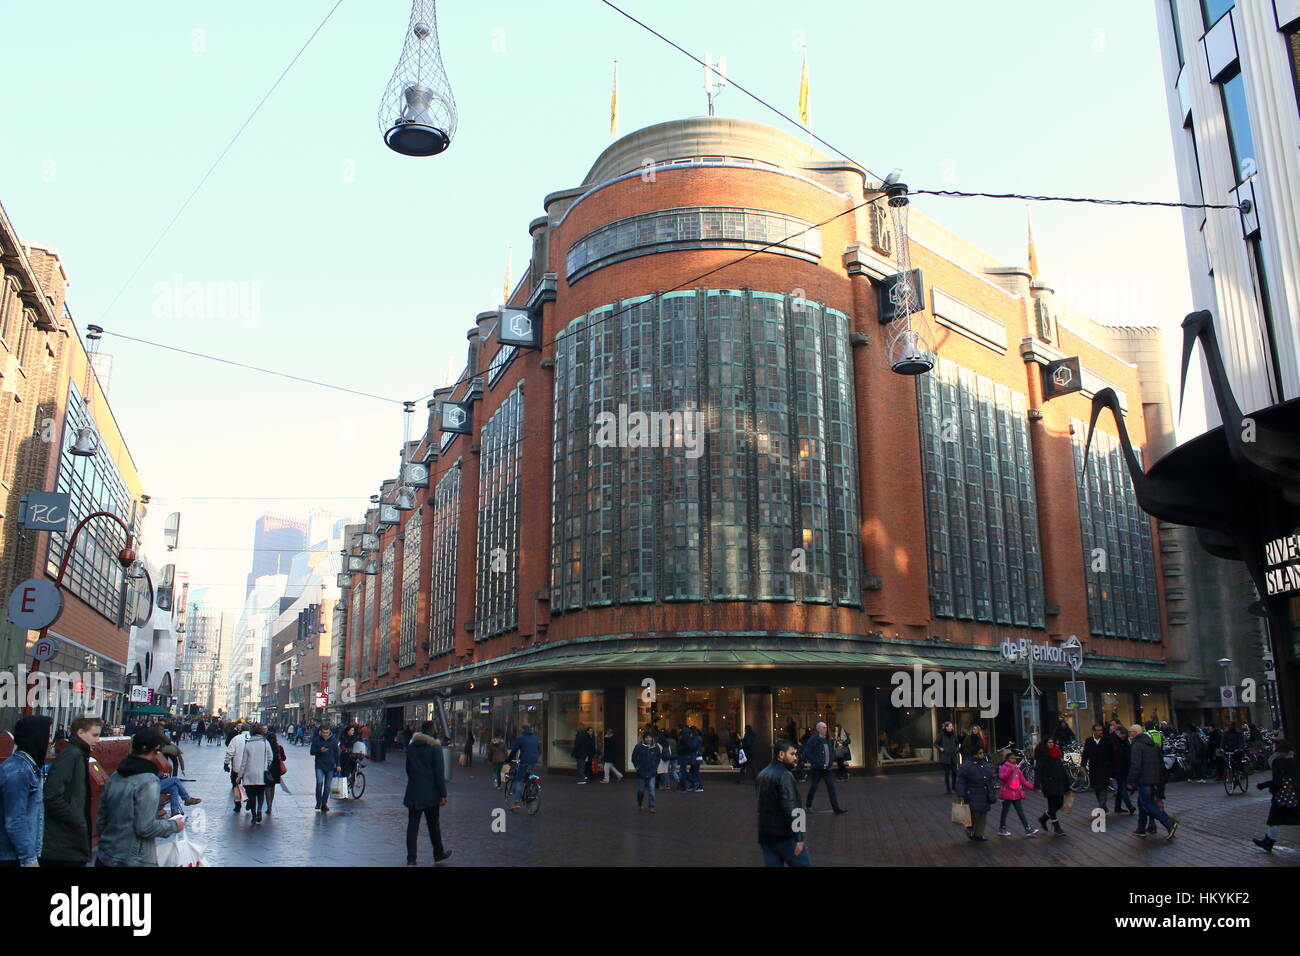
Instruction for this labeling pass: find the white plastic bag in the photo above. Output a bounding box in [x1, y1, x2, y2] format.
[330, 774, 349, 799]
[157, 826, 206, 867]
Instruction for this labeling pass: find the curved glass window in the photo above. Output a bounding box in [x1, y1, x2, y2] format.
[566, 207, 822, 282]
[476, 386, 523, 639]
[917, 359, 1045, 628]
[428, 464, 460, 657]
[549, 289, 861, 611]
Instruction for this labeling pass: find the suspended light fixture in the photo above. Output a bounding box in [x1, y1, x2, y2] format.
[364, 559, 379, 576]
[395, 485, 416, 511]
[71, 426, 99, 457]
[125, 560, 147, 580]
[881, 174, 934, 377]
[380, 1, 457, 156]
[393, 399, 417, 511]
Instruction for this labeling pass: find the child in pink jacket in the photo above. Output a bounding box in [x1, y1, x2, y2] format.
[997, 751, 1040, 836]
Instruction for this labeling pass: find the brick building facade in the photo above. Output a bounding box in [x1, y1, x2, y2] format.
[339, 118, 1194, 772]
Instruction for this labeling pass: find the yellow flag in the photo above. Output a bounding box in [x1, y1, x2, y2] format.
[1027, 212, 1039, 280]
[503, 246, 513, 304]
[798, 51, 809, 126]
[610, 60, 619, 135]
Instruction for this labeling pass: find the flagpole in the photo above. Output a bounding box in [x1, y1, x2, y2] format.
[610, 59, 619, 135]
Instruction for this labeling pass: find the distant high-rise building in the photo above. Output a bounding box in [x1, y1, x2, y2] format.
[245, 514, 307, 595]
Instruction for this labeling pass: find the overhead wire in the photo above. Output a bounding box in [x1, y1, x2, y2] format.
[98, 0, 349, 323]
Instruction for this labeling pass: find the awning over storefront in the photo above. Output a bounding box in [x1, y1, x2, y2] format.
[353, 632, 1199, 706]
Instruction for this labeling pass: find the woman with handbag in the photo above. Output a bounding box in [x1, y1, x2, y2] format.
[995, 749, 1039, 836]
[237, 724, 274, 824]
[955, 743, 997, 841]
[263, 730, 287, 815]
[1033, 738, 1068, 836]
[1253, 738, 1298, 853]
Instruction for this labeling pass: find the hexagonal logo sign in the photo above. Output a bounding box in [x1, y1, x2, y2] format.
[1042, 356, 1083, 400]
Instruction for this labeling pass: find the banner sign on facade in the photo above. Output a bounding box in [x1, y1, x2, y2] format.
[1042, 356, 1083, 400]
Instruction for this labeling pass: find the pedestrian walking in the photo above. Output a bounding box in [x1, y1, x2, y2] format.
[935, 721, 960, 793]
[573, 726, 594, 784]
[960, 723, 988, 761]
[310, 724, 342, 813]
[487, 736, 509, 789]
[995, 749, 1039, 836]
[1104, 724, 1136, 814]
[757, 740, 810, 866]
[225, 723, 251, 812]
[734, 724, 757, 784]
[264, 730, 286, 815]
[632, 731, 661, 812]
[0, 716, 52, 867]
[404, 723, 451, 865]
[675, 725, 694, 791]
[236, 724, 273, 823]
[41, 716, 102, 867]
[1253, 738, 1298, 853]
[800, 721, 847, 814]
[1080, 723, 1112, 809]
[94, 728, 185, 867]
[601, 728, 624, 783]
[1129, 724, 1179, 839]
[1033, 738, 1068, 836]
[955, 743, 997, 841]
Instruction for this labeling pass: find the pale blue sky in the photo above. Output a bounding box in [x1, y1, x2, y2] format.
[0, 0, 1199, 614]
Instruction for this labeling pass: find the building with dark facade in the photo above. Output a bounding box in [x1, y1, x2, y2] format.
[244, 514, 307, 596]
[340, 118, 1194, 772]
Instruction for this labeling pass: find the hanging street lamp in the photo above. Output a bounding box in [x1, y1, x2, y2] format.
[380, 1, 457, 157]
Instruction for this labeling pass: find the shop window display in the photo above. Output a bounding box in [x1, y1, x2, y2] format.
[875, 694, 935, 763]
[550, 690, 604, 767]
[773, 687, 863, 765]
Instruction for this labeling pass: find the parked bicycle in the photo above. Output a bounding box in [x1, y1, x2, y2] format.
[997, 743, 1035, 786]
[1220, 749, 1249, 794]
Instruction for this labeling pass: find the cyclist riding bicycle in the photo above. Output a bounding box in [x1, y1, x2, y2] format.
[506, 724, 541, 809]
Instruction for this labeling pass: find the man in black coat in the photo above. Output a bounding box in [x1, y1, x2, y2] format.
[1102, 725, 1135, 813]
[404, 722, 451, 866]
[1080, 723, 1112, 809]
[40, 716, 102, 867]
[757, 740, 809, 866]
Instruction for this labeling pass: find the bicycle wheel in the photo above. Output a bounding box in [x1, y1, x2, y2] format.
[1070, 770, 1090, 793]
[1236, 770, 1249, 794]
[351, 771, 366, 799]
[525, 781, 541, 815]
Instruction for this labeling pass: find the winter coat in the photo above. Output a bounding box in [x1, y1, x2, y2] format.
[42, 734, 93, 863]
[756, 760, 801, 843]
[1102, 732, 1131, 777]
[1128, 732, 1163, 786]
[225, 730, 249, 772]
[403, 733, 448, 810]
[1260, 754, 1300, 827]
[800, 733, 835, 771]
[997, 761, 1034, 801]
[960, 729, 988, 759]
[310, 732, 342, 773]
[1033, 743, 1068, 796]
[602, 733, 620, 765]
[956, 756, 998, 812]
[508, 728, 541, 766]
[631, 741, 662, 778]
[1080, 735, 1111, 787]
[94, 755, 180, 867]
[934, 730, 960, 761]
[487, 739, 509, 763]
[0, 751, 43, 864]
[238, 735, 273, 786]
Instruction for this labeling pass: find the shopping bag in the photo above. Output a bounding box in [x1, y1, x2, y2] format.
[1062, 790, 1076, 814]
[951, 802, 972, 827]
[157, 827, 206, 867]
[737, 748, 747, 765]
[458, 753, 469, 768]
[230, 785, 246, 805]
[330, 775, 349, 799]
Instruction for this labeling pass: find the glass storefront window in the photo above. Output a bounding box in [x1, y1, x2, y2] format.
[550, 690, 604, 767]
[637, 686, 743, 762]
[1099, 691, 1135, 728]
[1137, 692, 1171, 727]
[875, 695, 934, 763]
[774, 687, 864, 765]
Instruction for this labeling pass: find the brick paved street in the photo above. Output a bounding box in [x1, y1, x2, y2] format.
[174, 739, 1298, 867]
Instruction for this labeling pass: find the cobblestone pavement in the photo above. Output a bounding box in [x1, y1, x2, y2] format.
[177, 740, 1298, 867]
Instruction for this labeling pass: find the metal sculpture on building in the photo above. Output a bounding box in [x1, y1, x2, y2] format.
[879, 174, 933, 375]
[1083, 310, 1300, 732]
[379, 0, 457, 156]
